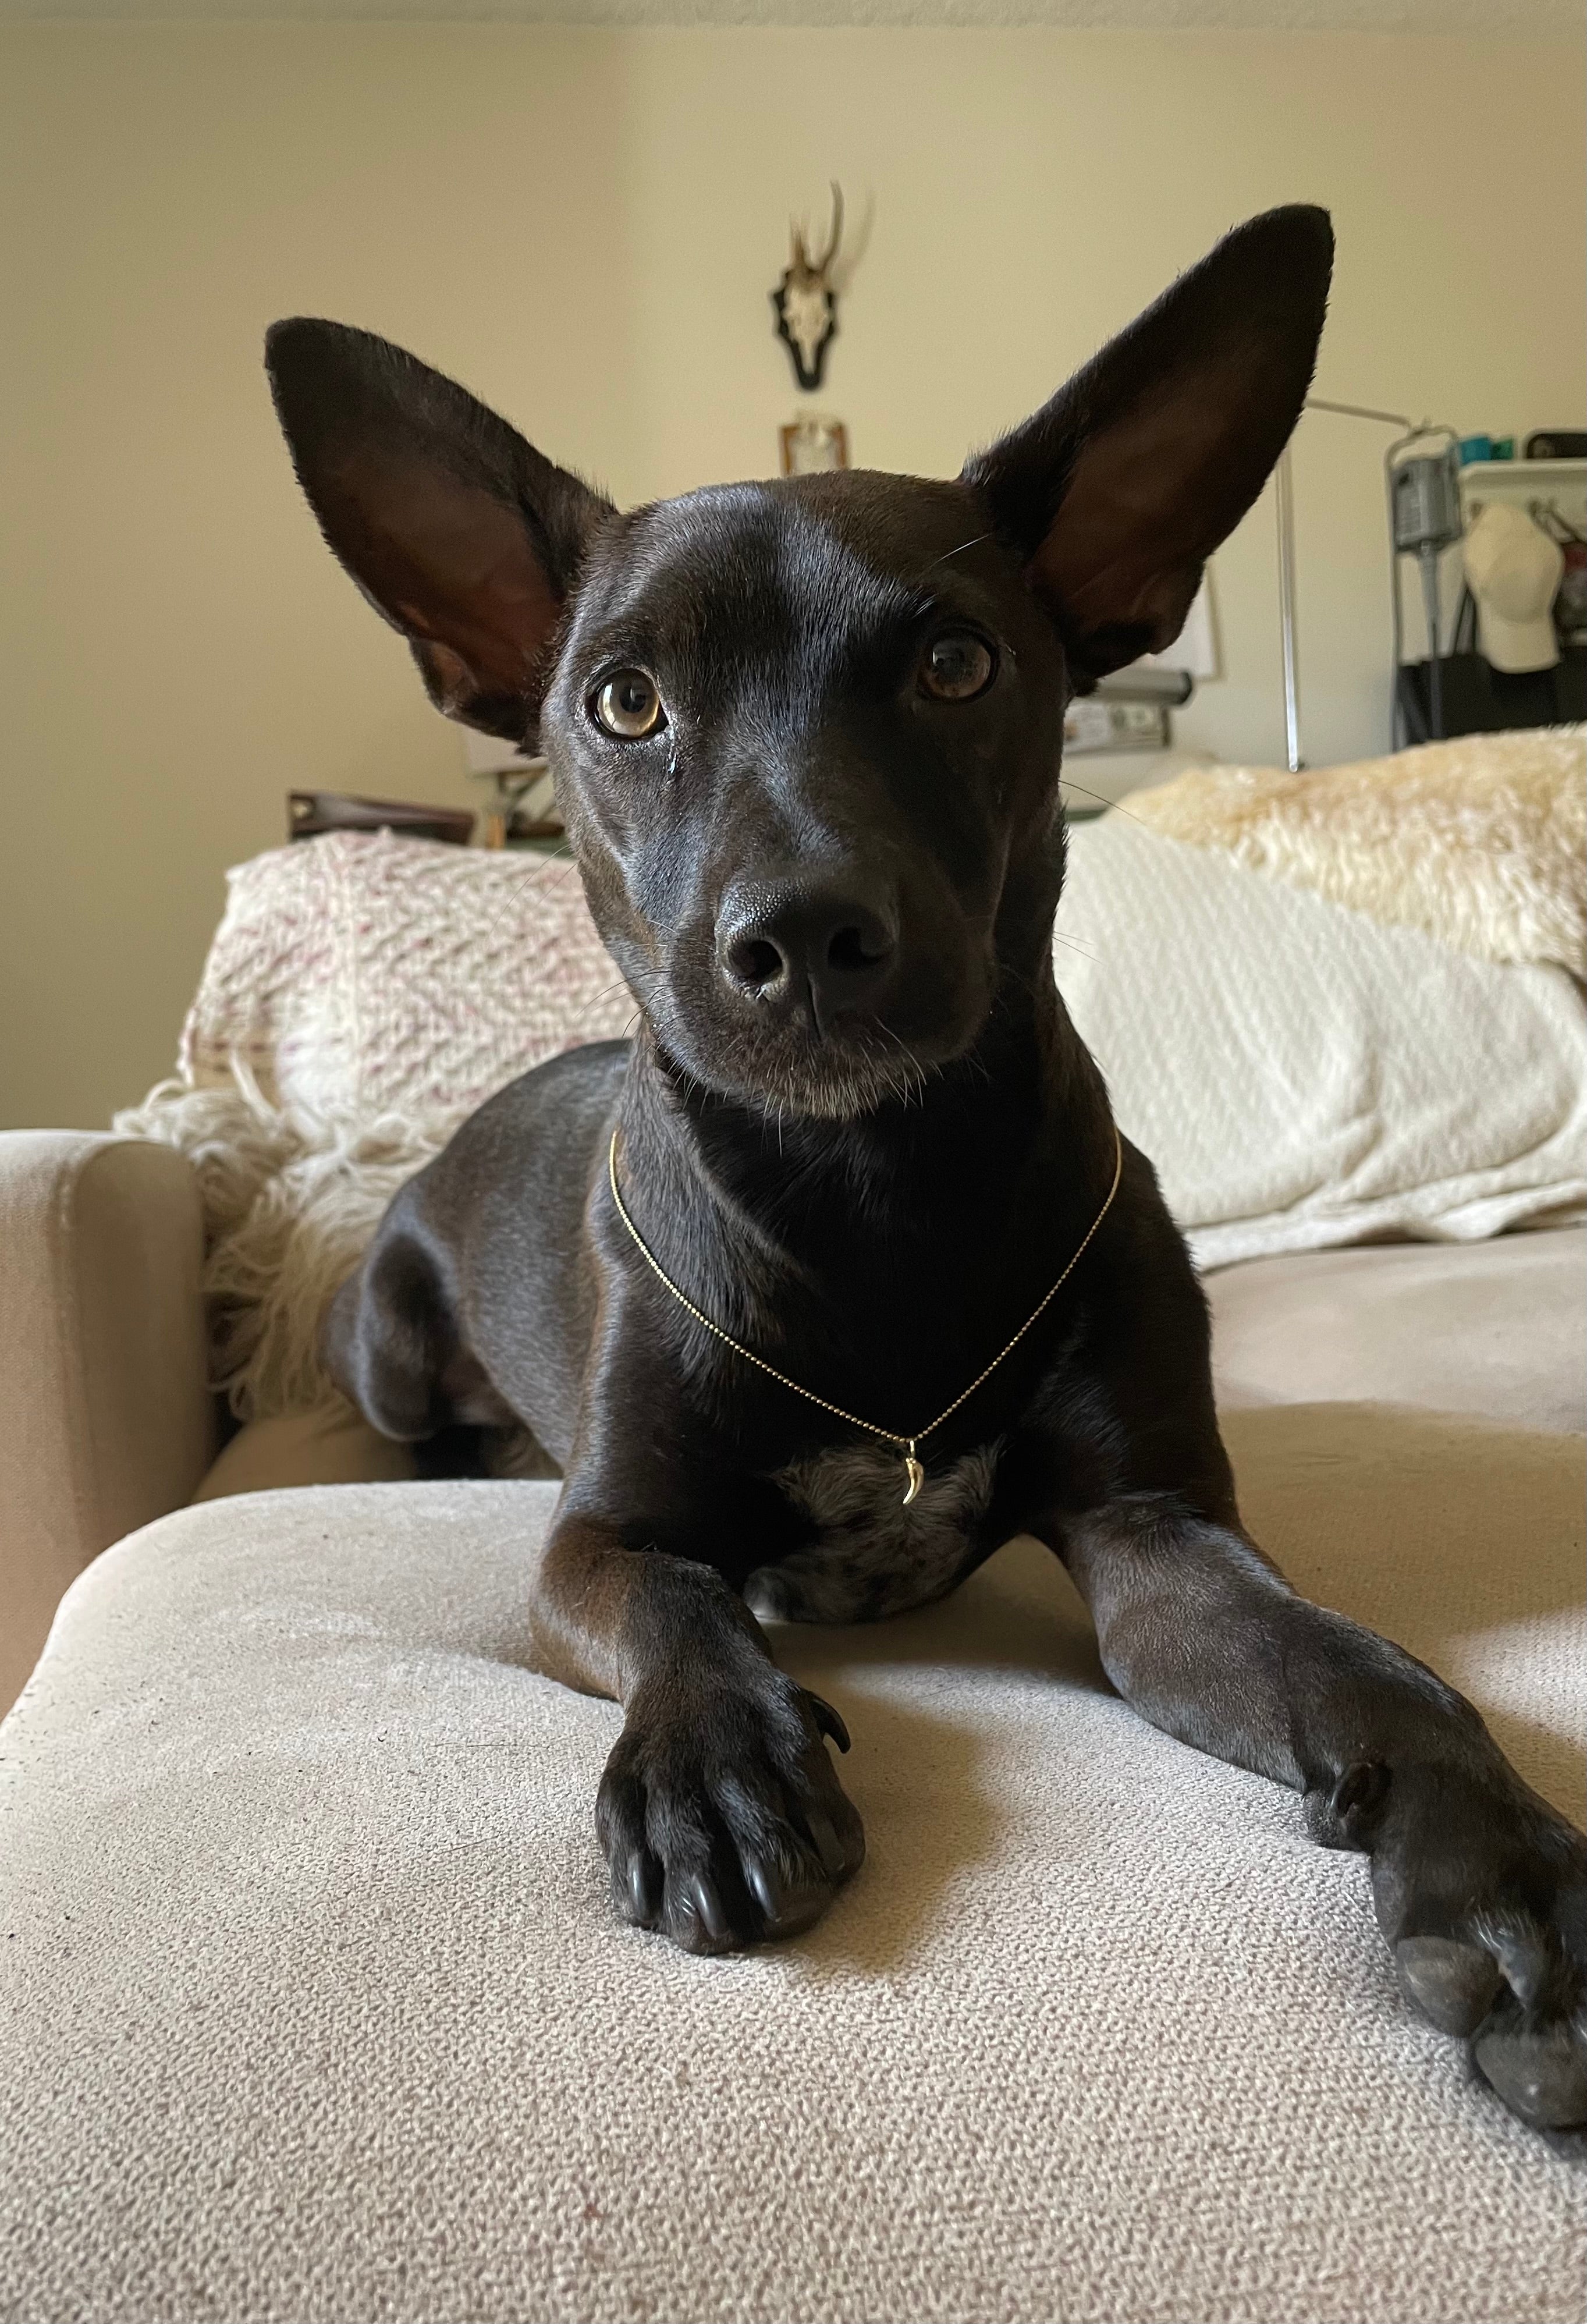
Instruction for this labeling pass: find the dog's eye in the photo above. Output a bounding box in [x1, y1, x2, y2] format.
[919, 630, 996, 702]
[591, 669, 666, 740]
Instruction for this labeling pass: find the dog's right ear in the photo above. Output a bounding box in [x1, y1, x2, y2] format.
[265, 321, 614, 741]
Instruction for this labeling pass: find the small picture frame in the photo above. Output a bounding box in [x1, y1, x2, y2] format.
[780, 415, 850, 477]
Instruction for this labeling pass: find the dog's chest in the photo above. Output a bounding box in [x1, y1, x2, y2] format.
[744, 1440, 1000, 1624]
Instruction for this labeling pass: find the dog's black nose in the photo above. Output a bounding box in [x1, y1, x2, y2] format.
[718, 881, 897, 1022]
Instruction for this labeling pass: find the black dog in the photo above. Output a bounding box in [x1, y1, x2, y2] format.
[267, 207, 1585, 2134]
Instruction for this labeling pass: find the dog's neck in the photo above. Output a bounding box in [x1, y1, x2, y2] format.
[621, 944, 1113, 1283]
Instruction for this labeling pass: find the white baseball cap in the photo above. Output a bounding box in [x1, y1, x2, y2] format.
[1462, 502, 1564, 673]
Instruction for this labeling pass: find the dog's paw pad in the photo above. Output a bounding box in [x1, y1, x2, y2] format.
[1395, 1935, 1503, 2036]
[1474, 2021, 1587, 2131]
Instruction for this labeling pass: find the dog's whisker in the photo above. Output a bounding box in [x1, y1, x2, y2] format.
[1059, 777, 1149, 828]
[1052, 930, 1100, 962]
[920, 530, 995, 576]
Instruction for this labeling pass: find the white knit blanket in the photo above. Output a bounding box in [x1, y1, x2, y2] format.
[1056, 815, 1586, 1271]
[119, 819, 1587, 1420]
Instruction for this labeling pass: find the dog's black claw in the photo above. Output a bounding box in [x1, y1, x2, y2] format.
[672, 1871, 733, 1951]
[1488, 1922, 1558, 2013]
[743, 1855, 782, 1924]
[806, 1691, 851, 1752]
[1395, 1936, 1503, 2037]
[623, 1853, 661, 1929]
[743, 1851, 828, 1939]
[803, 1809, 849, 1880]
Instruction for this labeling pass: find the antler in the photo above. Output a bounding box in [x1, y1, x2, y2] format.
[788, 185, 843, 282]
[816, 182, 844, 275]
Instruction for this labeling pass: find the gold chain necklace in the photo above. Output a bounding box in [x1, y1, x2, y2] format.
[606, 1123, 1124, 1506]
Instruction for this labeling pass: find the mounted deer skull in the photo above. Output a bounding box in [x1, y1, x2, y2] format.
[771, 184, 844, 393]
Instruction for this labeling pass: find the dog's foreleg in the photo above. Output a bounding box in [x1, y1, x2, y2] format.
[528, 1514, 864, 1954]
[1056, 1496, 1587, 2131]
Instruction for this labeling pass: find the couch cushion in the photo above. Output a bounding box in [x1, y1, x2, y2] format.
[3, 1404, 1582, 2324]
[1055, 812, 1587, 1271]
[0, 1132, 215, 1715]
[1208, 1225, 1585, 1435]
[193, 1401, 416, 1500]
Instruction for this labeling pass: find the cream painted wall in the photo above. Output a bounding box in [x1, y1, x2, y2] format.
[2, 22, 1582, 1127]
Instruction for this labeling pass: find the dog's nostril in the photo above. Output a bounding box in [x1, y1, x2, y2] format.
[729, 936, 786, 991]
[827, 924, 890, 975]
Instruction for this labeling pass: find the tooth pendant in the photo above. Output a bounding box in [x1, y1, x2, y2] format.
[901, 1446, 925, 1506]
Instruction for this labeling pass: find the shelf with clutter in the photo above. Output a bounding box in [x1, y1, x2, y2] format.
[1457, 455, 1587, 515]
[1389, 428, 1585, 749]
[463, 728, 569, 852]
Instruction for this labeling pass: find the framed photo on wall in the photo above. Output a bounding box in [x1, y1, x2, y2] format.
[780, 415, 849, 476]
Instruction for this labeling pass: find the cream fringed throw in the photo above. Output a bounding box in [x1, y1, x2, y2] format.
[119, 747, 1587, 1427]
[116, 835, 635, 1422]
[1124, 726, 1586, 977]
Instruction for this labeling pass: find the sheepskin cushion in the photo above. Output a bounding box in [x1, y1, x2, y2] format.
[1126, 725, 1586, 975]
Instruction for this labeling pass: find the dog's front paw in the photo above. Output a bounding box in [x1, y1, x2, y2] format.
[595, 1673, 865, 1954]
[1314, 1757, 1587, 2132]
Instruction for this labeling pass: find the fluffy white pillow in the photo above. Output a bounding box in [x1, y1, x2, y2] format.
[1124, 725, 1586, 976]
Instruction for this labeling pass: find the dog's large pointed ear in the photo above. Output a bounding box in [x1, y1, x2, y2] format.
[962, 206, 1332, 685]
[265, 321, 614, 741]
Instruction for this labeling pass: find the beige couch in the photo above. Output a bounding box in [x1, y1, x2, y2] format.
[2, 1114, 1583, 2323]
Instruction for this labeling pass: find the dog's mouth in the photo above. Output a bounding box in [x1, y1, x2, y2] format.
[645, 966, 990, 1123]
[737, 1021, 940, 1120]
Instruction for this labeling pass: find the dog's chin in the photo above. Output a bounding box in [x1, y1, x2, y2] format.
[743, 1046, 918, 1123]
[656, 1003, 985, 1124]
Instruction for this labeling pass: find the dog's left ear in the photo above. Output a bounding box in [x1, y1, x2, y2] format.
[963, 205, 1332, 684]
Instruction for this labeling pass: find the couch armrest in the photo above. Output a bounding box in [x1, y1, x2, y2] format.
[0, 1133, 215, 1713]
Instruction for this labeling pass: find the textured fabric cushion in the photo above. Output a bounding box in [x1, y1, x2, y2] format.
[115, 834, 634, 1422]
[193, 1402, 417, 1500]
[0, 1132, 214, 1716]
[3, 1406, 1582, 2324]
[171, 831, 631, 1119]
